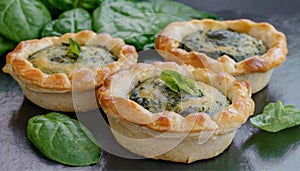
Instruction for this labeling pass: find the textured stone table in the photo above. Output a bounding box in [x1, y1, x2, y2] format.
[1, 0, 300, 170]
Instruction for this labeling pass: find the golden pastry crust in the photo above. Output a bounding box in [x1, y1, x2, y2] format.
[155, 19, 288, 93]
[2, 30, 138, 111]
[3, 30, 137, 90]
[98, 62, 254, 162]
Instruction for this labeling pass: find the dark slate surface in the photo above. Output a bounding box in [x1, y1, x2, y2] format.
[1, 0, 300, 170]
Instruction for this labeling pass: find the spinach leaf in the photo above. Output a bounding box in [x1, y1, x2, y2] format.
[160, 70, 202, 96]
[40, 0, 101, 12]
[250, 100, 300, 132]
[93, 0, 220, 51]
[27, 112, 100, 166]
[67, 38, 82, 60]
[0, 0, 51, 42]
[0, 35, 16, 56]
[42, 8, 92, 37]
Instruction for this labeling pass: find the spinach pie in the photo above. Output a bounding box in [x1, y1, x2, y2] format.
[98, 62, 254, 163]
[155, 19, 288, 93]
[2, 30, 138, 112]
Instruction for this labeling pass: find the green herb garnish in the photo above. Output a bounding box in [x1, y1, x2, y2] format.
[93, 0, 220, 51]
[250, 100, 300, 132]
[66, 38, 81, 60]
[42, 8, 92, 37]
[27, 112, 100, 166]
[160, 70, 202, 96]
[0, 0, 51, 43]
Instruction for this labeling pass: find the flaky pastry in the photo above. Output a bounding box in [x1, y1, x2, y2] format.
[3, 30, 138, 112]
[155, 19, 288, 93]
[98, 62, 254, 163]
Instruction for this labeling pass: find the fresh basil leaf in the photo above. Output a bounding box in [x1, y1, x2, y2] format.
[27, 112, 100, 166]
[250, 100, 300, 132]
[0, 35, 16, 56]
[160, 70, 202, 96]
[93, 0, 220, 51]
[0, 0, 51, 42]
[42, 8, 92, 37]
[160, 73, 180, 93]
[67, 38, 81, 60]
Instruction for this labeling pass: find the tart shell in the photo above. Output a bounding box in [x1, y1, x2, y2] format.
[2, 30, 138, 112]
[155, 19, 288, 93]
[98, 62, 254, 163]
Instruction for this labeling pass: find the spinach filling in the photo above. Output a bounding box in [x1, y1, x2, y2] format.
[29, 46, 117, 75]
[179, 29, 267, 62]
[129, 78, 229, 117]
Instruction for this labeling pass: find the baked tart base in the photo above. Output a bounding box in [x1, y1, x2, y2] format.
[3, 30, 138, 112]
[235, 69, 273, 94]
[155, 19, 288, 94]
[98, 62, 254, 163]
[108, 116, 237, 163]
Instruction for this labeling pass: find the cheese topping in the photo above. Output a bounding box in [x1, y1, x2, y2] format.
[180, 29, 267, 62]
[129, 78, 229, 117]
[29, 46, 117, 75]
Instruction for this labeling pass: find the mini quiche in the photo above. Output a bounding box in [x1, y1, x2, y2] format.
[155, 19, 288, 93]
[2, 30, 137, 112]
[98, 62, 254, 163]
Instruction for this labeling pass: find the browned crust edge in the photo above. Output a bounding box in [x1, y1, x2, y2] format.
[2, 30, 138, 91]
[155, 19, 288, 75]
[98, 62, 254, 132]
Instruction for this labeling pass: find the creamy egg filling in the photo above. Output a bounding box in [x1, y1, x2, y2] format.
[29, 46, 117, 75]
[129, 78, 230, 117]
[180, 29, 267, 62]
